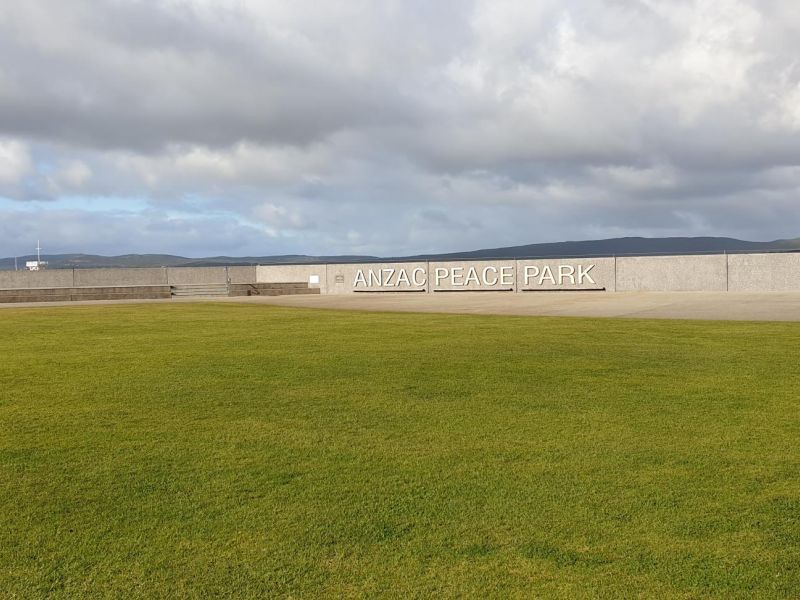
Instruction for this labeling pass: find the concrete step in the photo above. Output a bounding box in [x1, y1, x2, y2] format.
[173, 289, 227, 292]
[229, 282, 321, 297]
[0, 292, 172, 303]
[0, 285, 173, 303]
[0, 285, 170, 297]
[251, 282, 315, 289]
[170, 284, 229, 298]
[258, 288, 321, 296]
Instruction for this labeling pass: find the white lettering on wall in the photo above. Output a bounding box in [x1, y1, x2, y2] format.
[523, 263, 596, 287]
[539, 266, 556, 285]
[354, 263, 598, 290]
[384, 268, 396, 287]
[558, 265, 575, 284]
[482, 266, 498, 286]
[578, 264, 595, 284]
[354, 269, 367, 287]
[354, 267, 427, 288]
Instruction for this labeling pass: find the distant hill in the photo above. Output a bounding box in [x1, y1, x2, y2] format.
[1, 236, 798, 270]
[0, 253, 377, 270]
[402, 236, 800, 261]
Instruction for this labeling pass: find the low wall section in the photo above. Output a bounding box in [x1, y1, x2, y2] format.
[75, 268, 167, 287]
[615, 255, 727, 292]
[167, 267, 226, 285]
[255, 265, 326, 290]
[2, 253, 798, 294]
[0, 269, 75, 289]
[257, 252, 800, 294]
[727, 253, 800, 292]
[228, 266, 257, 284]
[0, 266, 258, 289]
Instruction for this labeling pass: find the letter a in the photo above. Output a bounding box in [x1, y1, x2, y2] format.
[539, 265, 556, 285]
[396, 268, 410, 286]
[354, 269, 367, 287]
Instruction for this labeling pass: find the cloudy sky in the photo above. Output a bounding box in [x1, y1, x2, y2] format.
[1, 0, 799, 257]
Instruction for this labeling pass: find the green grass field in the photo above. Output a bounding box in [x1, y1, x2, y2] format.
[1, 303, 799, 598]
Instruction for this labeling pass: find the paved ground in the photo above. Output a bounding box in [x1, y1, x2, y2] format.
[240, 291, 800, 321]
[2, 291, 800, 321]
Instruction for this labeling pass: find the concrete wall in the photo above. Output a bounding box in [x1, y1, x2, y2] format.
[74, 267, 168, 287]
[167, 267, 227, 285]
[0, 285, 171, 303]
[517, 257, 615, 292]
[326, 262, 428, 294]
[256, 264, 326, 289]
[260, 258, 613, 293]
[228, 265, 257, 284]
[260, 259, 616, 293]
[615, 255, 728, 292]
[0, 269, 74, 289]
[429, 260, 516, 292]
[0, 265, 259, 289]
[728, 253, 800, 291]
[3, 253, 798, 294]
[258, 253, 800, 294]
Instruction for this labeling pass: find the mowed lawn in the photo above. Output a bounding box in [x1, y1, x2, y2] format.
[1, 304, 799, 599]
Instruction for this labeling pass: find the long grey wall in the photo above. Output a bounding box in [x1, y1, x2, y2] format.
[4, 253, 799, 293]
[256, 252, 800, 294]
[0, 266, 258, 289]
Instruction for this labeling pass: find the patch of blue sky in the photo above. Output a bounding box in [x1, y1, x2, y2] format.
[0, 195, 151, 213]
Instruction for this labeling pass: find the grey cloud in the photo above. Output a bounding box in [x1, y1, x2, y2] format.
[0, 0, 799, 257]
[0, 2, 423, 151]
[0, 208, 279, 257]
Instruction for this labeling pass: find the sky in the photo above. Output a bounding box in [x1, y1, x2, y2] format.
[1, 0, 799, 258]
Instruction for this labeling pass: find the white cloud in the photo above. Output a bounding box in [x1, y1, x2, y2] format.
[0, 0, 799, 257]
[113, 142, 335, 189]
[47, 160, 92, 193]
[0, 138, 32, 184]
